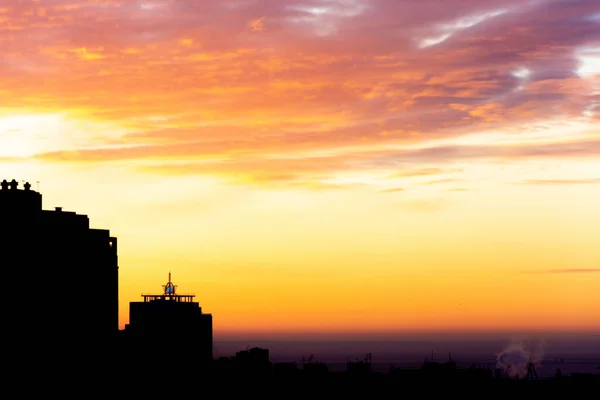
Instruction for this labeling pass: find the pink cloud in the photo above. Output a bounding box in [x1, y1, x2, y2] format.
[1, 0, 598, 184]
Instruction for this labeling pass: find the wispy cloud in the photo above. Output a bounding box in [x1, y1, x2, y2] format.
[423, 178, 461, 185]
[379, 187, 405, 193]
[1, 0, 599, 187]
[31, 138, 600, 188]
[0, 156, 27, 162]
[520, 178, 600, 185]
[387, 168, 448, 178]
[533, 269, 600, 274]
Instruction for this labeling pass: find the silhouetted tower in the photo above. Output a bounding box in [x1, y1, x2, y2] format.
[525, 361, 538, 380]
[0, 179, 119, 361]
[123, 272, 213, 366]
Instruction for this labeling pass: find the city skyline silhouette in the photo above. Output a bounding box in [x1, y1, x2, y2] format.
[1, 179, 598, 392]
[0, 0, 599, 393]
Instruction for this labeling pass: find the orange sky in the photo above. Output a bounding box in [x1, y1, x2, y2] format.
[1, 0, 599, 336]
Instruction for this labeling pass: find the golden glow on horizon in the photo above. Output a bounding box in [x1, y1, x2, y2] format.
[1, 0, 599, 334]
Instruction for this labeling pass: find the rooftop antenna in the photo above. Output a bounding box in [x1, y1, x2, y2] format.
[162, 270, 177, 295]
[36, 181, 40, 191]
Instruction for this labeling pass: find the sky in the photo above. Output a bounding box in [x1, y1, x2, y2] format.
[1, 0, 599, 338]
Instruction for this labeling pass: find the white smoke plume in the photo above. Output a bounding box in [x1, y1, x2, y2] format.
[496, 337, 545, 378]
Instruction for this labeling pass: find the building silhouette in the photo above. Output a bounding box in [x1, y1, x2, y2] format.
[4, 178, 599, 393]
[235, 347, 271, 372]
[122, 272, 213, 367]
[1, 179, 118, 368]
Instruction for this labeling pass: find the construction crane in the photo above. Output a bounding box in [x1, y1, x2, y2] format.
[524, 361, 538, 380]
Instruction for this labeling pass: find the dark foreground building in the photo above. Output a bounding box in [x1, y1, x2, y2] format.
[121, 273, 213, 370]
[0, 179, 118, 370]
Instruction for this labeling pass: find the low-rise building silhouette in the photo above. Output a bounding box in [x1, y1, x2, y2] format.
[235, 347, 271, 371]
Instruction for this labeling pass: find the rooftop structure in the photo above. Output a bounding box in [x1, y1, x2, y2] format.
[141, 271, 196, 303]
[0, 179, 42, 214]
